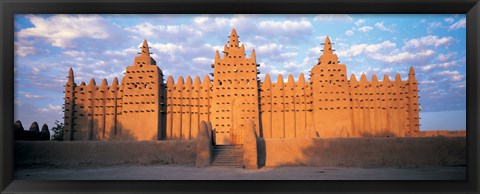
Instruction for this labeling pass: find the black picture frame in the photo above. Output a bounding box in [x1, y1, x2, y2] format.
[1, 0, 479, 193]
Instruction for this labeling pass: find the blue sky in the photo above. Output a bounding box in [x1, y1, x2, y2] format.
[13, 14, 466, 130]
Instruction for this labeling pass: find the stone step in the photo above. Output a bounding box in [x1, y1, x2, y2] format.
[212, 156, 243, 160]
[212, 158, 243, 162]
[212, 149, 244, 152]
[210, 145, 244, 167]
[213, 145, 243, 149]
[213, 149, 243, 151]
[212, 151, 244, 155]
[211, 158, 243, 161]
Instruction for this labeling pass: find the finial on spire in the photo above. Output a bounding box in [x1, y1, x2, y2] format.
[323, 36, 333, 55]
[141, 39, 150, 56]
[229, 28, 239, 47]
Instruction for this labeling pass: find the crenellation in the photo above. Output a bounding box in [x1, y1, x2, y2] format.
[271, 74, 285, 138]
[260, 74, 272, 138]
[181, 76, 193, 139]
[285, 74, 296, 138]
[294, 73, 307, 138]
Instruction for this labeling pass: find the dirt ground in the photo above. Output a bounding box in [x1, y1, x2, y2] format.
[15, 165, 466, 180]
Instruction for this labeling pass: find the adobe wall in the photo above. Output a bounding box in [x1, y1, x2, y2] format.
[15, 141, 196, 168]
[420, 130, 466, 137]
[258, 137, 465, 168]
[63, 30, 421, 143]
[165, 75, 212, 140]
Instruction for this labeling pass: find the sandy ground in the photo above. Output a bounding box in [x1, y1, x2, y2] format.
[15, 165, 466, 180]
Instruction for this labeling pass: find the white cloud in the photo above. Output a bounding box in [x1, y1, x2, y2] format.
[354, 19, 365, 26]
[18, 91, 42, 99]
[126, 22, 202, 41]
[444, 17, 454, 23]
[256, 43, 282, 55]
[344, 30, 354, 36]
[258, 20, 312, 34]
[437, 52, 456, 62]
[17, 15, 111, 48]
[403, 35, 453, 49]
[39, 104, 62, 113]
[14, 39, 36, 57]
[374, 22, 394, 33]
[357, 26, 373, 32]
[63, 50, 87, 57]
[449, 18, 466, 31]
[427, 22, 442, 32]
[314, 14, 353, 22]
[421, 61, 458, 72]
[192, 57, 212, 65]
[280, 52, 298, 58]
[436, 70, 464, 82]
[336, 41, 396, 58]
[369, 49, 435, 64]
[15, 45, 36, 57]
[193, 15, 230, 33]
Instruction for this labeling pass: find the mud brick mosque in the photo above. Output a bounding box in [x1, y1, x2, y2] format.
[63, 29, 420, 144]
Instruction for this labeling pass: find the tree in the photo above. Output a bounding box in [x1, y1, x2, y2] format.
[51, 120, 64, 141]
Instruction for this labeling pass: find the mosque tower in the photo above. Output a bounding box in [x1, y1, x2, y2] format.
[210, 29, 260, 144]
[119, 39, 166, 140]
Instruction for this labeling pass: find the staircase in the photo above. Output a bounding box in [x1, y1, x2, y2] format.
[210, 145, 244, 167]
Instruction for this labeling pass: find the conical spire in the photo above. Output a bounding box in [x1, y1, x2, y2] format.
[395, 73, 402, 82]
[277, 74, 284, 86]
[67, 67, 74, 83]
[185, 76, 193, 86]
[229, 28, 239, 47]
[194, 76, 201, 88]
[298, 73, 306, 84]
[177, 76, 185, 86]
[166, 75, 174, 87]
[360, 73, 367, 83]
[408, 66, 417, 81]
[110, 77, 118, 92]
[264, 74, 271, 85]
[141, 39, 150, 57]
[323, 36, 333, 55]
[215, 50, 220, 60]
[383, 74, 390, 82]
[251, 49, 256, 59]
[100, 78, 108, 86]
[287, 74, 295, 85]
[372, 74, 379, 82]
[350, 74, 357, 82]
[88, 78, 96, 86]
[112, 77, 119, 86]
[203, 75, 211, 84]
